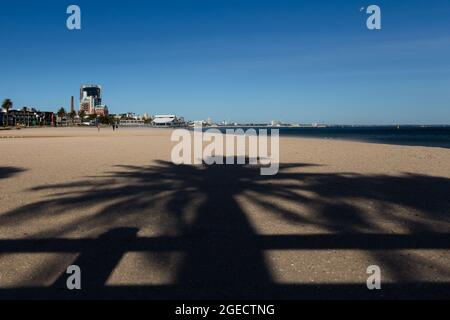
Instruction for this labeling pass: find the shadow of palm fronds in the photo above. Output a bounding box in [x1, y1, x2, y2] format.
[0, 160, 449, 298]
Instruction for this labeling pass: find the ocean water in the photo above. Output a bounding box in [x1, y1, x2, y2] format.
[212, 126, 450, 149]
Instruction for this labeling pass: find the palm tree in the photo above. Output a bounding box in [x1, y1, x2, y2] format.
[2, 99, 13, 127]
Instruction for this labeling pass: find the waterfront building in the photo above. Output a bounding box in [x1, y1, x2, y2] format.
[271, 120, 283, 127]
[119, 119, 146, 126]
[116, 113, 152, 126]
[94, 105, 109, 116]
[1, 108, 54, 126]
[152, 115, 185, 127]
[192, 120, 208, 126]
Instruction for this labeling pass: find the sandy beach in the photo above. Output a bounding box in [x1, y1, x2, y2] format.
[0, 127, 449, 299]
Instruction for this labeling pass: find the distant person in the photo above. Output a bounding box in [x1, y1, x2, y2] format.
[112, 123, 115, 131]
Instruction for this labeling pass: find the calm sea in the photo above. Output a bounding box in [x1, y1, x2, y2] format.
[212, 126, 450, 149]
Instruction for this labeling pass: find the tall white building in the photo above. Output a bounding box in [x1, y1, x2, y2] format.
[79, 85, 108, 116]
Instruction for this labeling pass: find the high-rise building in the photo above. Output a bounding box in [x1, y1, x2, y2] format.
[79, 85, 108, 116]
[80, 85, 102, 106]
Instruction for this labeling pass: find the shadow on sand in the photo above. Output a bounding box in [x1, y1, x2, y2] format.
[0, 160, 449, 299]
[0, 166, 25, 180]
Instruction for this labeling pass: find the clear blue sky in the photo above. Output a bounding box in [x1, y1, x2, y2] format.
[1, 0, 449, 124]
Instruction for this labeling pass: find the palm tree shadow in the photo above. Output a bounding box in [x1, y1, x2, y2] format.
[0, 159, 449, 299]
[0, 166, 25, 179]
[104, 160, 318, 296]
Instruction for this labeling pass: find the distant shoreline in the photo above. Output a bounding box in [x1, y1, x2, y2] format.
[208, 125, 450, 149]
[2, 125, 450, 148]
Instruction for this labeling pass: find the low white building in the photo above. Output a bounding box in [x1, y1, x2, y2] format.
[152, 115, 185, 127]
[119, 119, 146, 126]
[271, 120, 283, 127]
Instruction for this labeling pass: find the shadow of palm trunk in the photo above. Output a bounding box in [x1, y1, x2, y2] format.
[176, 166, 273, 297]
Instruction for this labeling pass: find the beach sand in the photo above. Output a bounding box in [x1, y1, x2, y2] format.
[0, 127, 449, 298]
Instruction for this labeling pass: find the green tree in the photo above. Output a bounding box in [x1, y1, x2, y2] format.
[2, 99, 13, 127]
[57, 107, 67, 118]
[78, 110, 86, 120]
[98, 115, 113, 125]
